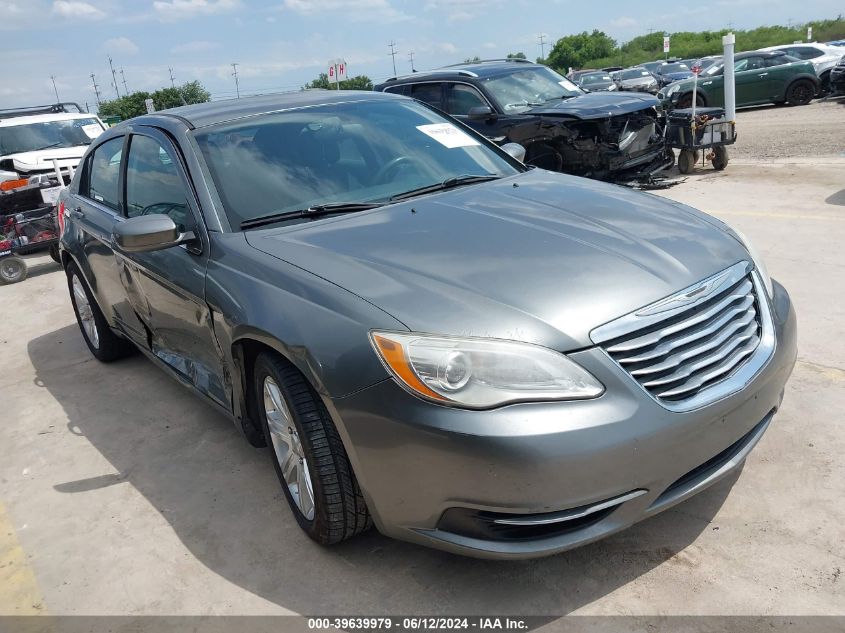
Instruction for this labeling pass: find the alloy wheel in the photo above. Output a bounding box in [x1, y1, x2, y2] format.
[72, 275, 99, 349]
[263, 376, 316, 520]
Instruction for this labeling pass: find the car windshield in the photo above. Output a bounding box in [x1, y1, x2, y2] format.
[480, 67, 583, 113]
[661, 63, 690, 73]
[582, 73, 612, 84]
[0, 118, 104, 155]
[195, 98, 522, 229]
[622, 69, 652, 80]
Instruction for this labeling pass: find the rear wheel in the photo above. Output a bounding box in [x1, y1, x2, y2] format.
[786, 80, 814, 106]
[0, 256, 27, 284]
[253, 352, 371, 545]
[66, 262, 135, 362]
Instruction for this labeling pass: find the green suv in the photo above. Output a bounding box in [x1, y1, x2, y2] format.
[659, 50, 819, 109]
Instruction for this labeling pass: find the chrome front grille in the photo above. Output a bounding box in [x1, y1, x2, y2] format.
[594, 263, 765, 406]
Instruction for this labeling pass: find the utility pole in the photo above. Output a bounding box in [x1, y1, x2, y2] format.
[408, 51, 415, 72]
[168, 67, 176, 89]
[388, 41, 398, 76]
[537, 33, 547, 60]
[231, 63, 240, 98]
[90, 73, 101, 108]
[108, 56, 120, 98]
[120, 67, 129, 94]
[50, 76, 60, 102]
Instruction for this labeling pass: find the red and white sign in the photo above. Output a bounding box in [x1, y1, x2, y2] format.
[663, 36, 671, 54]
[328, 59, 348, 83]
[691, 60, 702, 75]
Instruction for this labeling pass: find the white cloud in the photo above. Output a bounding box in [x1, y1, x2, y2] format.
[103, 37, 140, 55]
[609, 16, 637, 29]
[283, 0, 411, 23]
[153, 0, 241, 20]
[170, 40, 219, 54]
[51, 0, 105, 19]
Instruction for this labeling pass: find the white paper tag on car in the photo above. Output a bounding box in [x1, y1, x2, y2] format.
[40, 186, 63, 205]
[416, 123, 479, 149]
[81, 124, 103, 139]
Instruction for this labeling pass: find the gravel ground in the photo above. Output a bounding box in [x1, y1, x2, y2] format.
[729, 98, 845, 159]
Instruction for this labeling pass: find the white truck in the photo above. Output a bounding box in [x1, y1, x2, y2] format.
[0, 102, 106, 189]
[0, 103, 107, 283]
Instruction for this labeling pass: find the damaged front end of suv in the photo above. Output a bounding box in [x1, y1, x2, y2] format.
[375, 61, 673, 184]
[515, 94, 672, 181]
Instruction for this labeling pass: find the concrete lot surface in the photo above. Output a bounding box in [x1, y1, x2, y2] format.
[1, 109, 844, 617]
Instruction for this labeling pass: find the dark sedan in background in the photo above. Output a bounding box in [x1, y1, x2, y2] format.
[575, 71, 618, 92]
[58, 91, 796, 559]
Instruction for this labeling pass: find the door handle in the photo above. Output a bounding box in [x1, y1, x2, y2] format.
[758, 73, 768, 77]
[69, 207, 85, 219]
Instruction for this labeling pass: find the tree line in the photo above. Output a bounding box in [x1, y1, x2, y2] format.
[543, 16, 845, 71]
[97, 81, 211, 120]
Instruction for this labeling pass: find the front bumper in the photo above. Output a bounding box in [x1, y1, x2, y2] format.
[330, 281, 797, 559]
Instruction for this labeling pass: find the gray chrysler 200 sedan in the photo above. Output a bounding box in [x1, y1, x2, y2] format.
[58, 91, 797, 559]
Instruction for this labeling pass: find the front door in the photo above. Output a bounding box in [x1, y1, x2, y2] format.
[734, 56, 771, 106]
[115, 128, 229, 407]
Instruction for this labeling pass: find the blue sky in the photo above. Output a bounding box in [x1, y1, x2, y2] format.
[1, 0, 840, 110]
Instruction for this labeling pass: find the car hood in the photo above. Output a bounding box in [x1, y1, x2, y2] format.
[1, 146, 88, 173]
[526, 91, 659, 119]
[245, 170, 747, 351]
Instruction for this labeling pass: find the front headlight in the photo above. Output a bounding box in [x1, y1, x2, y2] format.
[607, 83, 618, 91]
[733, 229, 774, 298]
[370, 332, 604, 409]
[665, 83, 681, 98]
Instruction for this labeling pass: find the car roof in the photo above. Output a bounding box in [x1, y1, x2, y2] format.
[138, 90, 401, 129]
[380, 59, 543, 85]
[0, 112, 98, 128]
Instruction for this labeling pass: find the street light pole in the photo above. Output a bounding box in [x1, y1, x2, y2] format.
[231, 63, 240, 98]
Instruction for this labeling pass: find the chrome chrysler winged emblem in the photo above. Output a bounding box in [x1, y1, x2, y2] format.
[636, 268, 734, 317]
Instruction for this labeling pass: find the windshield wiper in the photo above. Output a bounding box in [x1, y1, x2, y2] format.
[241, 202, 384, 230]
[390, 174, 500, 202]
[28, 142, 63, 152]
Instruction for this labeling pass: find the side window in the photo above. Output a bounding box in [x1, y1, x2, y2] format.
[790, 47, 822, 60]
[382, 85, 408, 96]
[86, 136, 123, 211]
[125, 135, 194, 232]
[409, 83, 443, 109]
[446, 84, 488, 116]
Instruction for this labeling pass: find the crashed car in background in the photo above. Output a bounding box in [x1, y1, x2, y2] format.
[1, 103, 106, 218]
[375, 59, 672, 182]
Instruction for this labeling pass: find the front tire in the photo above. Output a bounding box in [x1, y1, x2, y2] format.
[66, 262, 134, 362]
[254, 352, 371, 545]
[677, 92, 705, 109]
[786, 80, 814, 106]
[711, 146, 729, 171]
[678, 149, 696, 174]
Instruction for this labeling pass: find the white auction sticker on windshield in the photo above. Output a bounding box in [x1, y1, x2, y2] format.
[81, 124, 103, 139]
[416, 123, 479, 149]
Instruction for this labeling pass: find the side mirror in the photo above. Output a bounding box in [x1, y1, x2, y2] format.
[501, 142, 526, 163]
[114, 214, 192, 253]
[467, 105, 497, 122]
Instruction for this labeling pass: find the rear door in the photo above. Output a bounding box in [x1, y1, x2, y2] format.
[69, 135, 147, 342]
[116, 127, 228, 407]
